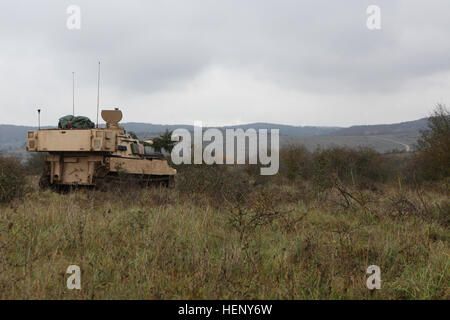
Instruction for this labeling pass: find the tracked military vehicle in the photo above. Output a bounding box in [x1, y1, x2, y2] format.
[26, 109, 176, 189]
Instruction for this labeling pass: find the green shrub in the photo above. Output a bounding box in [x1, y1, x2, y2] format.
[278, 146, 389, 188]
[279, 145, 311, 181]
[0, 156, 27, 203]
[175, 163, 251, 207]
[152, 129, 176, 153]
[25, 152, 47, 175]
[311, 146, 388, 187]
[413, 104, 450, 181]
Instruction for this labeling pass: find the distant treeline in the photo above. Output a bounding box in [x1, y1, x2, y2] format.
[0, 105, 448, 204]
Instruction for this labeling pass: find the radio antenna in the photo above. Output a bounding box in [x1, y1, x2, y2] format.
[72, 72, 75, 116]
[96, 61, 101, 128]
[37, 109, 41, 130]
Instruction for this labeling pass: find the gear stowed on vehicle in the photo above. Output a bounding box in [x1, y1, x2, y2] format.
[26, 109, 176, 190]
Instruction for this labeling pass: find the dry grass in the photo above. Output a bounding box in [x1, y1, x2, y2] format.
[0, 173, 448, 300]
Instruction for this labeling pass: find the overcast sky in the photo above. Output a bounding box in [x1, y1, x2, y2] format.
[0, 0, 449, 127]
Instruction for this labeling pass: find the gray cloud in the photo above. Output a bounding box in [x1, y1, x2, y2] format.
[0, 0, 449, 126]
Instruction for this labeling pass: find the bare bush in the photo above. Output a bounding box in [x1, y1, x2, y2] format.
[226, 189, 289, 242]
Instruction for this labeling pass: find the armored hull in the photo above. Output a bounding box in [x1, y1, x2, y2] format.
[26, 110, 176, 189]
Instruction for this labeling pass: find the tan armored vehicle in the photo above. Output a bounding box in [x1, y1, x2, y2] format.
[26, 109, 176, 189]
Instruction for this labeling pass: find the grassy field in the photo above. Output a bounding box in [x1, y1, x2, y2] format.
[0, 170, 448, 300]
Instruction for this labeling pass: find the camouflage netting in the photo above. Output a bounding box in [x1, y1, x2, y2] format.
[58, 115, 95, 129]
